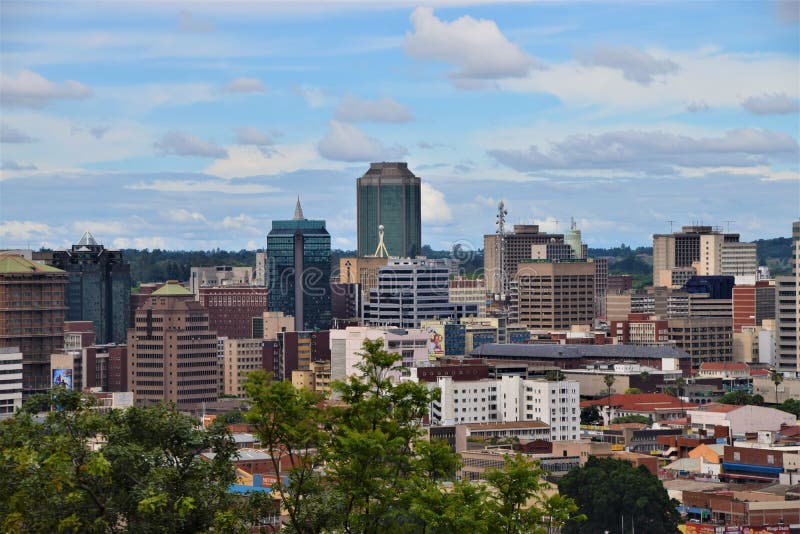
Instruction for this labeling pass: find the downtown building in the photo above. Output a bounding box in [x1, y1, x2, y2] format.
[514, 259, 595, 330]
[775, 220, 800, 373]
[266, 199, 332, 331]
[356, 162, 421, 258]
[45, 232, 131, 345]
[128, 281, 218, 407]
[198, 285, 269, 339]
[363, 258, 478, 328]
[0, 253, 68, 396]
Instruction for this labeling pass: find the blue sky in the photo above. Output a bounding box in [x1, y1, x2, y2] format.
[1, 1, 798, 252]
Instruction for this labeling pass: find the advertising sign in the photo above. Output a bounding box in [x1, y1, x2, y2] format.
[427, 326, 445, 359]
[52, 368, 73, 390]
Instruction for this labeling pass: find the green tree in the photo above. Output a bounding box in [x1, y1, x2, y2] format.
[778, 398, 800, 417]
[717, 391, 764, 406]
[0, 389, 268, 533]
[545, 369, 566, 382]
[580, 406, 602, 425]
[559, 456, 680, 534]
[603, 374, 616, 424]
[624, 388, 642, 395]
[611, 415, 652, 425]
[770, 369, 784, 404]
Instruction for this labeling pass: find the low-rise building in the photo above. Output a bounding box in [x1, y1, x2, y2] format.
[688, 404, 797, 437]
[581, 393, 696, 426]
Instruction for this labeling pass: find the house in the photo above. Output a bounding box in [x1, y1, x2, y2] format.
[580, 393, 697, 426]
[697, 362, 751, 379]
[688, 404, 798, 437]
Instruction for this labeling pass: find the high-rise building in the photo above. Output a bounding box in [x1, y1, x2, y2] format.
[652, 225, 754, 285]
[515, 260, 595, 330]
[0, 347, 23, 418]
[198, 286, 269, 339]
[189, 265, 255, 294]
[266, 199, 332, 331]
[775, 220, 800, 372]
[363, 258, 478, 328]
[0, 253, 67, 395]
[356, 162, 421, 258]
[127, 281, 218, 407]
[732, 280, 776, 333]
[485, 225, 568, 294]
[47, 232, 131, 344]
[221, 338, 263, 398]
[273, 330, 331, 381]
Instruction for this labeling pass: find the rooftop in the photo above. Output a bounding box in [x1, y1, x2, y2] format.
[0, 253, 65, 274]
[582, 393, 697, 412]
[151, 280, 193, 296]
[472, 343, 692, 360]
[699, 362, 750, 372]
[462, 420, 550, 431]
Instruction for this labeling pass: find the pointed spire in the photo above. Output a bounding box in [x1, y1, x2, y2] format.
[293, 196, 305, 220]
[77, 231, 98, 246]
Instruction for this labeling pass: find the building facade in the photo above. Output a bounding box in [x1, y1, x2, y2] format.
[515, 260, 595, 330]
[0, 253, 68, 396]
[222, 338, 263, 398]
[198, 286, 269, 339]
[0, 347, 23, 417]
[653, 225, 747, 286]
[266, 199, 332, 331]
[732, 281, 775, 333]
[127, 281, 218, 407]
[775, 220, 800, 373]
[356, 162, 421, 258]
[47, 232, 131, 345]
[190, 265, 256, 294]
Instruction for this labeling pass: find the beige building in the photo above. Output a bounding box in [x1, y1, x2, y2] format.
[449, 277, 487, 317]
[261, 311, 294, 340]
[668, 316, 732, 369]
[653, 225, 749, 285]
[128, 281, 218, 407]
[515, 260, 595, 330]
[484, 224, 567, 295]
[338, 256, 389, 295]
[291, 360, 331, 395]
[222, 338, 262, 398]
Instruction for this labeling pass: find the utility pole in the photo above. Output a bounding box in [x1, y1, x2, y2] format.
[667, 220, 674, 233]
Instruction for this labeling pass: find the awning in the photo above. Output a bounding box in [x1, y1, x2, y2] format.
[721, 462, 783, 475]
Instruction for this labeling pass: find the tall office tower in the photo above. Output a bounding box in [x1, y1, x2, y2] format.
[363, 258, 478, 328]
[127, 281, 218, 407]
[514, 260, 595, 330]
[221, 338, 263, 398]
[356, 162, 421, 258]
[732, 280, 775, 333]
[652, 225, 753, 286]
[267, 199, 332, 331]
[484, 225, 567, 294]
[775, 220, 800, 372]
[198, 286, 269, 338]
[47, 232, 131, 344]
[0, 254, 67, 396]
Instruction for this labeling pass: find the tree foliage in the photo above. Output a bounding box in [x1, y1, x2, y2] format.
[580, 406, 602, 425]
[716, 391, 764, 406]
[611, 415, 652, 425]
[0, 389, 270, 533]
[558, 456, 680, 534]
[245, 338, 583, 534]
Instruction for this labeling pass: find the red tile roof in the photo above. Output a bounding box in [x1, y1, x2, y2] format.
[750, 369, 770, 376]
[581, 393, 696, 412]
[699, 362, 749, 372]
[693, 403, 740, 413]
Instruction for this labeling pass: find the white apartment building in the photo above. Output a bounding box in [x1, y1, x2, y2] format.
[430, 375, 580, 441]
[329, 326, 428, 383]
[0, 347, 23, 417]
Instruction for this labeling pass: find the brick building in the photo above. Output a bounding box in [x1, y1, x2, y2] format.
[198, 286, 268, 339]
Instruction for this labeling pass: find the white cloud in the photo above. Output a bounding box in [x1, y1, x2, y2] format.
[112, 236, 167, 250]
[333, 95, 413, 123]
[421, 182, 453, 224]
[334, 236, 354, 248]
[163, 209, 208, 224]
[1, 123, 36, 143]
[0, 220, 56, 242]
[318, 121, 407, 162]
[1, 160, 37, 170]
[69, 220, 131, 239]
[154, 131, 228, 158]
[292, 85, 330, 108]
[205, 144, 326, 179]
[178, 10, 215, 33]
[222, 214, 257, 229]
[0, 69, 92, 108]
[235, 127, 274, 146]
[223, 77, 266, 94]
[489, 128, 798, 174]
[578, 45, 680, 85]
[686, 101, 710, 113]
[741, 93, 800, 115]
[404, 7, 538, 83]
[127, 179, 278, 194]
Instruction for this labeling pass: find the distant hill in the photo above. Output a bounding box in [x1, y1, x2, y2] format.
[754, 237, 792, 275]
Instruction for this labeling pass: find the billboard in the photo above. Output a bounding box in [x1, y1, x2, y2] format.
[427, 326, 445, 359]
[52, 368, 73, 389]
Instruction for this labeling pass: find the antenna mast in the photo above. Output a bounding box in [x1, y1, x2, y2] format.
[496, 201, 508, 297]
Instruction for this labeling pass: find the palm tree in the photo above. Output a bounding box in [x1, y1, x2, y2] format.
[675, 377, 686, 418]
[639, 371, 651, 392]
[603, 374, 616, 426]
[770, 369, 784, 405]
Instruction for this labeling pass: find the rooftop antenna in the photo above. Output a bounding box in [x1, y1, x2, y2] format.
[667, 220, 674, 233]
[724, 220, 736, 233]
[553, 219, 560, 233]
[372, 225, 389, 258]
[496, 201, 508, 297]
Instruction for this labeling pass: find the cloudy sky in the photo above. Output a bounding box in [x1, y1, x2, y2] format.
[1, 1, 798, 252]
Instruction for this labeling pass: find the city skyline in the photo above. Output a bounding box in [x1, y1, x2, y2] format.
[1, 2, 798, 251]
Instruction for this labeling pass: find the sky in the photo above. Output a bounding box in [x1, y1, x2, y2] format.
[1, 1, 799, 252]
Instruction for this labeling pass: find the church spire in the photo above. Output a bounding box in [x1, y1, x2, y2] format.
[293, 196, 305, 220]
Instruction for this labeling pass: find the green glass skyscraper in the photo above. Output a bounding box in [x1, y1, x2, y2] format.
[267, 199, 332, 331]
[357, 162, 421, 258]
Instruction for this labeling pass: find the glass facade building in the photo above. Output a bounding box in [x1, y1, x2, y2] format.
[357, 162, 421, 258]
[267, 201, 332, 331]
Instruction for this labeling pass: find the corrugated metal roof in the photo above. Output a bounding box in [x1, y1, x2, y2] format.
[471, 343, 692, 359]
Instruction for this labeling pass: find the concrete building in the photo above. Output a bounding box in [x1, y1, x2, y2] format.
[46, 232, 131, 345]
[189, 265, 255, 295]
[581, 393, 695, 426]
[329, 326, 428, 383]
[0, 347, 23, 417]
[128, 281, 218, 407]
[454, 421, 551, 452]
[356, 162, 421, 258]
[266, 199, 332, 331]
[607, 275, 633, 294]
[515, 260, 595, 330]
[775, 220, 799, 373]
[198, 286, 269, 339]
[688, 404, 797, 436]
[222, 338, 263, 398]
[720, 242, 758, 278]
[254, 252, 267, 287]
[732, 281, 775, 333]
[667, 316, 733, 369]
[273, 330, 330, 381]
[484, 224, 568, 295]
[653, 225, 745, 285]
[0, 253, 68, 396]
[255, 311, 295, 341]
[291, 360, 332, 395]
[363, 258, 478, 328]
[430, 375, 580, 440]
[338, 256, 389, 296]
[449, 277, 488, 317]
[611, 313, 671, 346]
